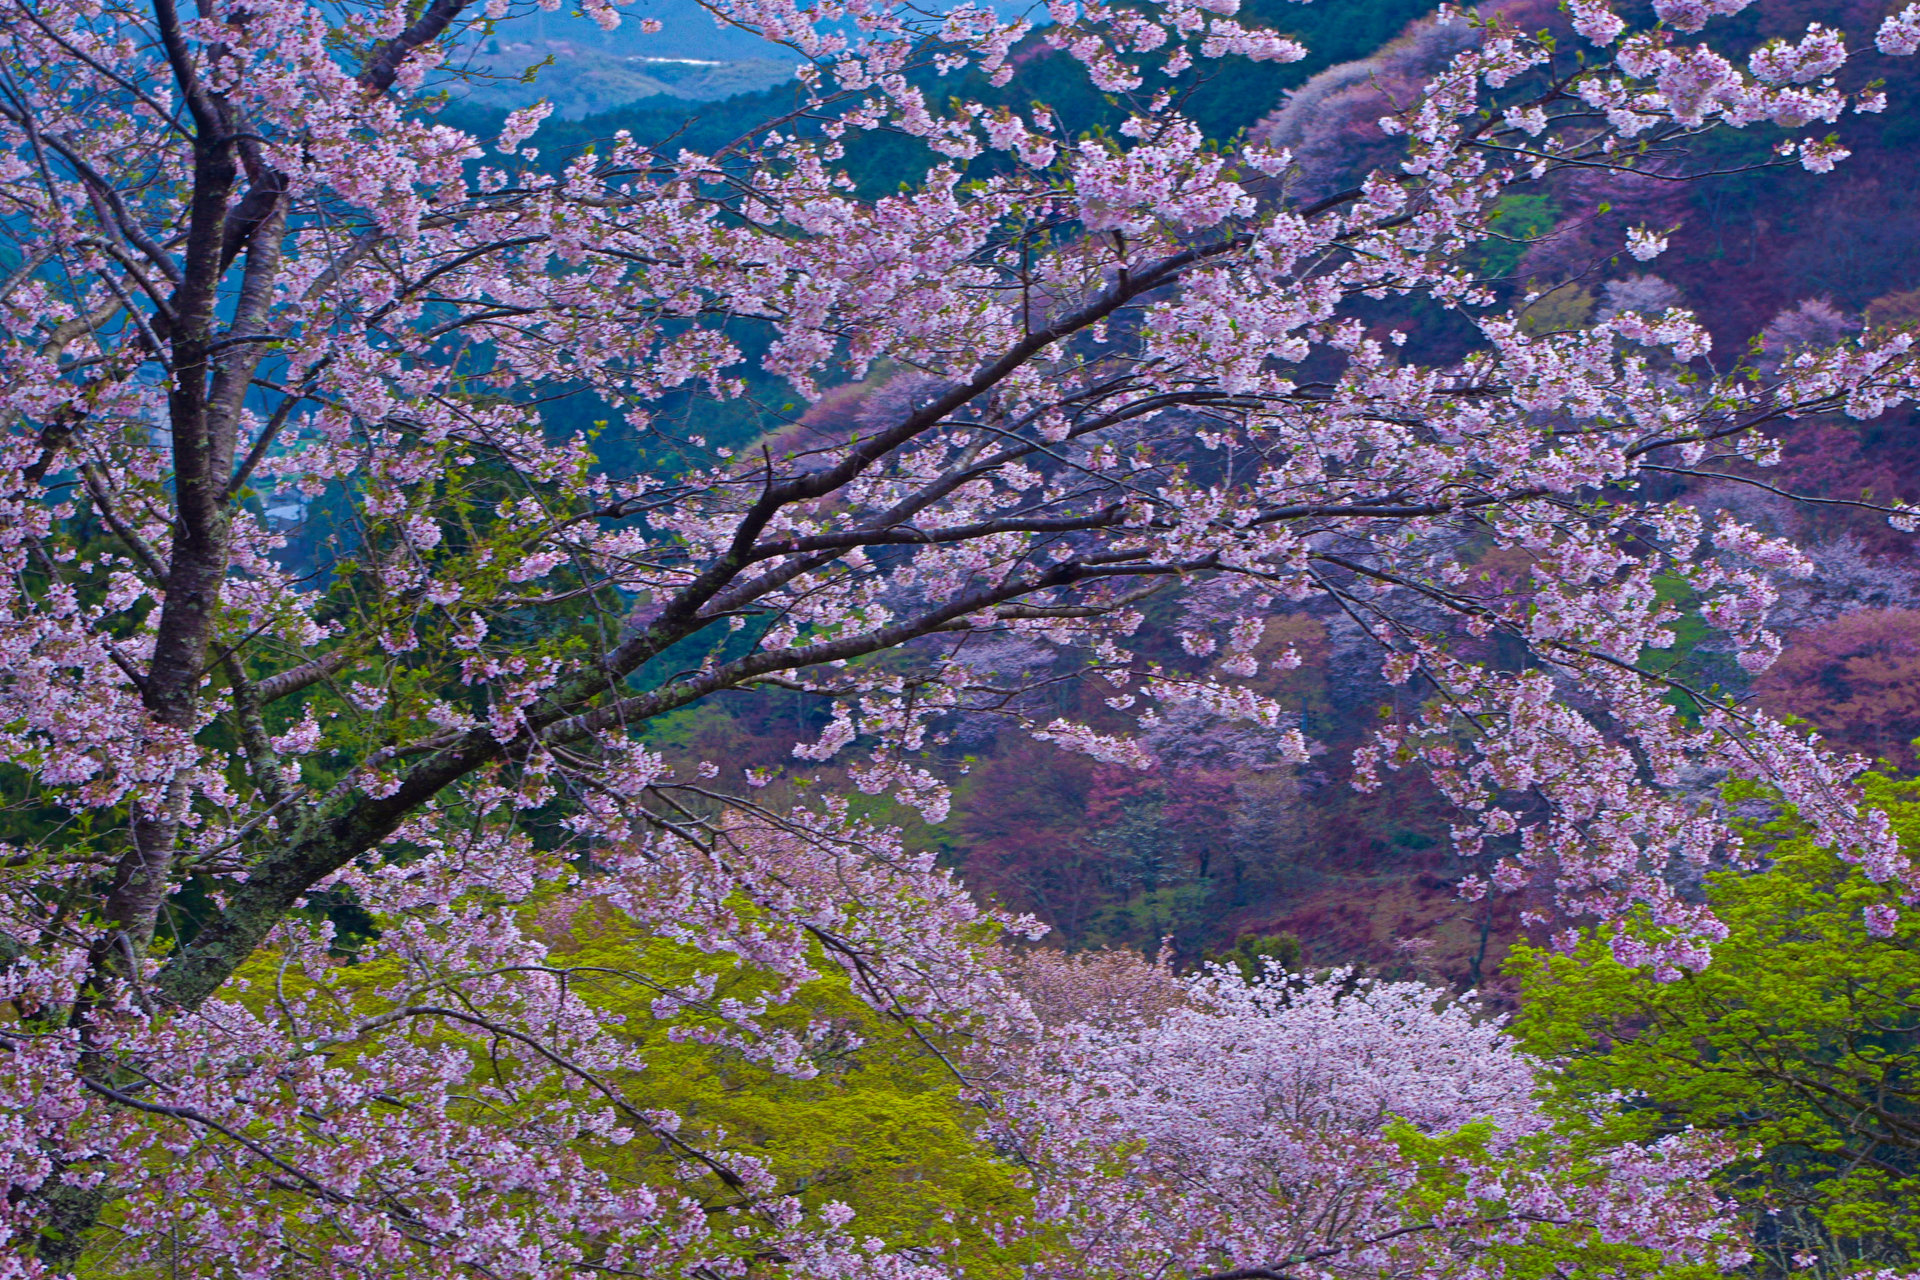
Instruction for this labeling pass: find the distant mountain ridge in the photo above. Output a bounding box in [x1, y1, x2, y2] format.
[458, 45, 795, 117]
[454, 0, 1041, 116]
[479, 0, 815, 61]
[453, 0, 802, 116]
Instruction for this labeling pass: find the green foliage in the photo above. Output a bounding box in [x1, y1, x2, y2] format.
[1633, 574, 1737, 722]
[542, 906, 1037, 1276]
[1088, 882, 1212, 950]
[224, 900, 1038, 1279]
[1385, 1121, 1730, 1280]
[1517, 282, 1595, 336]
[1477, 194, 1560, 281]
[1205, 930, 1302, 980]
[1509, 774, 1920, 1278]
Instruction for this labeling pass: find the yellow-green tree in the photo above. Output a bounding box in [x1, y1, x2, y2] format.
[1510, 774, 1920, 1278]
[540, 904, 1037, 1277]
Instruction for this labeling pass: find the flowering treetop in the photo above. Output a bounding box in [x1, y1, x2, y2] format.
[999, 962, 1749, 1280]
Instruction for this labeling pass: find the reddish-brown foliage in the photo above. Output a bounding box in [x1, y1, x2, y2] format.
[1754, 608, 1920, 772]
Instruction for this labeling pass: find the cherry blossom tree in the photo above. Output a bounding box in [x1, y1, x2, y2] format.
[997, 963, 1749, 1280]
[3, 0, 1920, 1271]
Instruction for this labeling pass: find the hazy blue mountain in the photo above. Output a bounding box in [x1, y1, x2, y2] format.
[455, 0, 1041, 116]
[478, 0, 802, 62]
[452, 0, 794, 115]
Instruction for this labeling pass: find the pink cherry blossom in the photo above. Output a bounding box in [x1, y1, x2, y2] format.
[997, 963, 1749, 1280]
